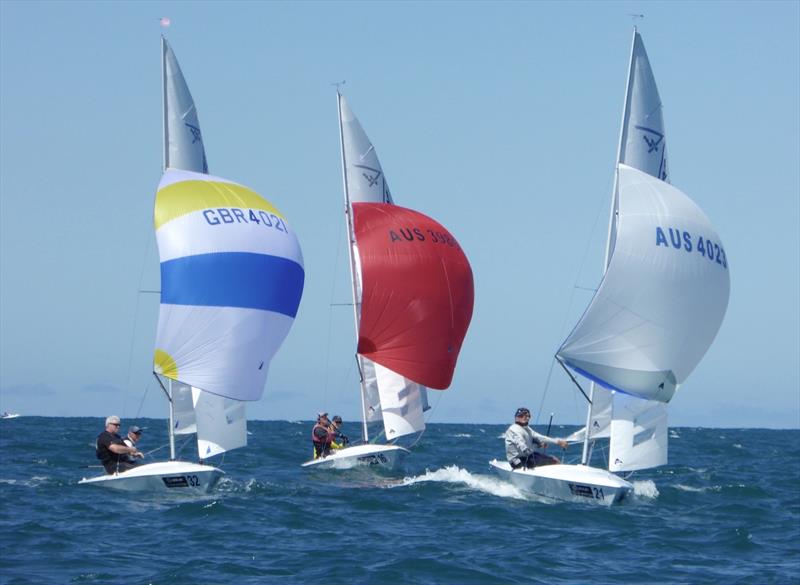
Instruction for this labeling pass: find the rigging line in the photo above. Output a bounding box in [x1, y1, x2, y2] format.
[122, 230, 155, 417]
[322, 214, 346, 405]
[133, 382, 150, 419]
[408, 388, 442, 449]
[538, 168, 616, 421]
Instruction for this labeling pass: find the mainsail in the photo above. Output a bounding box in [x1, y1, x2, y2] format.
[162, 38, 208, 174]
[338, 94, 473, 441]
[153, 169, 305, 402]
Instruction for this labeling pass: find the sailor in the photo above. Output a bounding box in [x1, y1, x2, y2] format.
[311, 412, 336, 459]
[121, 426, 145, 466]
[330, 415, 349, 450]
[504, 407, 568, 469]
[96, 415, 143, 474]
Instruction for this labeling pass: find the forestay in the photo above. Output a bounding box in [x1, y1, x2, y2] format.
[153, 168, 305, 402]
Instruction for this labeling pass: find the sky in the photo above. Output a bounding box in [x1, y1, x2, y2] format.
[1, 1, 798, 429]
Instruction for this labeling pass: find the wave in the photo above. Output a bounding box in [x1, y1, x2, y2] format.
[632, 479, 659, 499]
[395, 465, 526, 500]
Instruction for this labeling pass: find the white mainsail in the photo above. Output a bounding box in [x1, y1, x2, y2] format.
[338, 94, 427, 442]
[162, 38, 208, 174]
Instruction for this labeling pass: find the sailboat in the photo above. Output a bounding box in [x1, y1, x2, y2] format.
[80, 38, 305, 493]
[491, 29, 730, 505]
[302, 93, 474, 470]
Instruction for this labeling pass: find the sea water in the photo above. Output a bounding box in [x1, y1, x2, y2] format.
[1, 417, 798, 584]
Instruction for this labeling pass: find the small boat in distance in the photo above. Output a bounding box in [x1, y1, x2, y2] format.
[491, 28, 730, 505]
[302, 93, 474, 470]
[80, 37, 304, 493]
[1, 412, 20, 419]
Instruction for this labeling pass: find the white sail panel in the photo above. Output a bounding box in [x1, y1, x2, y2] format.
[192, 387, 247, 459]
[153, 169, 305, 401]
[608, 395, 667, 472]
[619, 32, 668, 182]
[360, 357, 384, 423]
[171, 381, 197, 435]
[374, 362, 426, 440]
[567, 388, 612, 443]
[558, 165, 730, 403]
[340, 95, 393, 204]
[163, 39, 208, 173]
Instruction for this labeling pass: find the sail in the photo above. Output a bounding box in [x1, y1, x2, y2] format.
[153, 168, 305, 401]
[192, 387, 247, 459]
[608, 394, 668, 472]
[339, 94, 438, 440]
[578, 31, 672, 464]
[339, 95, 393, 204]
[558, 164, 730, 403]
[162, 38, 208, 173]
[353, 202, 474, 390]
[619, 31, 668, 183]
[171, 381, 197, 435]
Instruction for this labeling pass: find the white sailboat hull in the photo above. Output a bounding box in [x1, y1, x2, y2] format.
[79, 461, 224, 494]
[301, 444, 408, 470]
[489, 460, 632, 506]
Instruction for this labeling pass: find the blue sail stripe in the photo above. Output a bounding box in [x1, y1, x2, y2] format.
[160, 252, 304, 317]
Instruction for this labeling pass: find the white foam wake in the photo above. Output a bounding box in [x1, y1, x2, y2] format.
[632, 479, 659, 499]
[396, 465, 526, 500]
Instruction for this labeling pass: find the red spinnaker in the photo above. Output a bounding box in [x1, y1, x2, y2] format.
[353, 202, 474, 389]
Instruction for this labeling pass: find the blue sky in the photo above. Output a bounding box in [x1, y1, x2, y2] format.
[1, 1, 798, 428]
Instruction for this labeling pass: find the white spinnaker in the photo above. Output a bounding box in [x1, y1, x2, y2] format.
[162, 38, 208, 174]
[192, 387, 247, 459]
[559, 165, 730, 403]
[340, 94, 427, 439]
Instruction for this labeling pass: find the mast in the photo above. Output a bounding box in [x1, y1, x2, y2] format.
[337, 91, 371, 444]
[161, 35, 177, 460]
[168, 379, 176, 460]
[161, 36, 168, 172]
[580, 27, 638, 466]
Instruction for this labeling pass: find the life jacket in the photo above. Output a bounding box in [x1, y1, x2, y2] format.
[311, 422, 332, 445]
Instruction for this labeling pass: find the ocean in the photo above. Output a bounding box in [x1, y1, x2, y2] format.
[1, 417, 798, 584]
